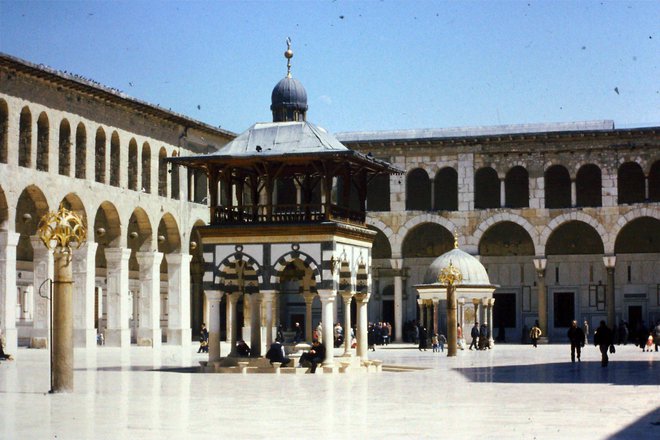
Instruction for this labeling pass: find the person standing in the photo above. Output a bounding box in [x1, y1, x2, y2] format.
[457, 323, 464, 350]
[594, 320, 614, 367]
[469, 322, 479, 350]
[530, 321, 542, 348]
[293, 322, 304, 344]
[418, 326, 428, 351]
[582, 320, 590, 345]
[315, 322, 323, 344]
[197, 323, 209, 353]
[567, 320, 585, 362]
[654, 320, 660, 352]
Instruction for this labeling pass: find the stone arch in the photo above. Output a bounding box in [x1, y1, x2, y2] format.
[0, 185, 7, 229]
[433, 167, 458, 211]
[401, 221, 454, 258]
[611, 206, 660, 254]
[473, 213, 540, 256]
[94, 127, 106, 183]
[544, 164, 571, 209]
[127, 207, 154, 271]
[478, 221, 535, 256]
[271, 250, 321, 291]
[18, 106, 32, 168]
[649, 160, 660, 202]
[157, 212, 182, 254]
[406, 168, 431, 211]
[58, 118, 71, 176]
[74, 122, 86, 179]
[109, 131, 120, 187]
[0, 98, 8, 163]
[141, 142, 151, 194]
[60, 193, 88, 239]
[504, 166, 529, 208]
[128, 139, 138, 191]
[368, 224, 392, 259]
[158, 147, 167, 197]
[15, 185, 50, 262]
[217, 251, 262, 293]
[395, 214, 458, 255]
[614, 216, 660, 254]
[474, 166, 500, 209]
[541, 212, 608, 254]
[36, 112, 49, 171]
[93, 201, 122, 269]
[617, 161, 645, 204]
[545, 220, 605, 255]
[576, 163, 602, 207]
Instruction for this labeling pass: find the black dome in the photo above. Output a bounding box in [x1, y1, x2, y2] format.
[270, 76, 308, 122]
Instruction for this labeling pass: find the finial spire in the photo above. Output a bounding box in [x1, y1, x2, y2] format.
[284, 37, 293, 78]
[453, 229, 459, 249]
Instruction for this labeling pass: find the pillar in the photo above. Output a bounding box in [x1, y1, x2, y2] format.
[318, 289, 336, 368]
[165, 252, 192, 347]
[249, 293, 262, 357]
[303, 291, 315, 343]
[533, 257, 548, 340]
[571, 179, 577, 207]
[417, 299, 424, 326]
[603, 255, 616, 327]
[135, 251, 163, 348]
[30, 235, 53, 348]
[457, 297, 465, 331]
[500, 178, 506, 207]
[0, 231, 20, 355]
[390, 258, 404, 342]
[341, 291, 354, 356]
[262, 290, 275, 347]
[105, 247, 131, 348]
[488, 298, 495, 348]
[472, 298, 480, 325]
[52, 248, 74, 392]
[227, 292, 241, 356]
[432, 298, 439, 336]
[447, 286, 457, 357]
[72, 241, 98, 349]
[355, 291, 370, 361]
[205, 290, 223, 362]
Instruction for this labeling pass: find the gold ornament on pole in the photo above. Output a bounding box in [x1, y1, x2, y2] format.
[37, 204, 87, 393]
[439, 261, 462, 357]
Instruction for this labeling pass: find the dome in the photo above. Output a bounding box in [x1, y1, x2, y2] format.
[270, 76, 308, 122]
[423, 247, 492, 286]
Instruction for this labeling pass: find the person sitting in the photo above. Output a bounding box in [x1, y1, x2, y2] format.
[236, 339, 251, 357]
[298, 339, 326, 373]
[0, 330, 13, 361]
[265, 339, 291, 367]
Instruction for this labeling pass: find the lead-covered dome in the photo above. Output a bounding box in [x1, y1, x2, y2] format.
[271, 76, 308, 122]
[423, 247, 492, 286]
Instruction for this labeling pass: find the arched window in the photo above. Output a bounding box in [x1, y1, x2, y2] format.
[95, 127, 106, 183]
[505, 166, 529, 208]
[544, 165, 571, 209]
[617, 162, 645, 204]
[170, 152, 179, 200]
[406, 168, 431, 211]
[110, 131, 120, 187]
[141, 142, 151, 194]
[75, 123, 86, 179]
[576, 164, 601, 207]
[0, 99, 8, 163]
[18, 107, 32, 168]
[128, 139, 138, 190]
[158, 147, 167, 197]
[474, 167, 499, 209]
[367, 174, 390, 212]
[36, 112, 49, 171]
[650, 161, 660, 202]
[58, 119, 71, 176]
[434, 167, 458, 211]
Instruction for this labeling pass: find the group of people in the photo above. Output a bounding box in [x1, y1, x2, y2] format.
[468, 322, 491, 350]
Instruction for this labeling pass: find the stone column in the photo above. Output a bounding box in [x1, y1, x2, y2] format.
[488, 298, 495, 348]
[205, 290, 223, 362]
[165, 252, 192, 347]
[303, 291, 315, 343]
[249, 293, 262, 357]
[458, 297, 465, 330]
[341, 291, 354, 356]
[31, 235, 53, 348]
[135, 251, 163, 348]
[262, 290, 275, 347]
[417, 299, 424, 326]
[472, 298, 480, 325]
[447, 287, 457, 357]
[500, 178, 506, 207]
[0, 231, 20, 355]
[355, 291, 370, 361]
[72, 241, 98, 349]
[52, 248, 74, 392]
[432, 298, 439, 336]
[318, 289, 336, 368]
[603, 255, 616, 327]
[533, 257, 548, 340]
[426, 302, 433, 332]
[227, 292, 241, 356]
[571, 179, 577, 207]
[105, 247, 131, 348]
[390, 258, 404, 342]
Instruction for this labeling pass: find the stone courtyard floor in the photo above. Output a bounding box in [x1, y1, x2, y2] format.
[1, 342, 659, 440]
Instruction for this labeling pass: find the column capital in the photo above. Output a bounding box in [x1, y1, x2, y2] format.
[471, 297, 481, 306]
[30, 234, 53, 254]
[481, 297, 489, 306]
[165, 252, 192, 265]
[340, 290, 354, 302]
[457, 297, 466, 305]
[488, 298, 495, 306]
[431, 298, 440, 305]
[355, 292, 370, 303]
[261, 290, 276, 302]
[302, 291, 316, 303]
[533, 257, 547, 273]
[205, 290, 223, 302]
[317, 289, 337, 303]
[389, 258, 403, 270]
[136, 250, 163, 265]
[227, 291, 242, 303]
[104, 246, 131, 264]
[602, 254, 616, 269]
[0, 230, 20, 247]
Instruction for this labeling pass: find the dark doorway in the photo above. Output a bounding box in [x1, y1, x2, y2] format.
[382, 300, 395, 336]
[554, 292, 574, 328]
[628, 305, 643, 333]
[493, 293, 516, 328]
[290, 313, 304, 332]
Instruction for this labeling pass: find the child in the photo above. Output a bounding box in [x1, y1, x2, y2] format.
[431, 334, 439, 352]
[646, 332, 654, 352]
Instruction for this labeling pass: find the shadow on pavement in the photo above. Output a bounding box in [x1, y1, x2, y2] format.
[455, 360, 660, 385]
[607, 406, 660, 440]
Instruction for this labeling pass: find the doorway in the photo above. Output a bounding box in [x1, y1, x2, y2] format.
[627, 305, 643, 334]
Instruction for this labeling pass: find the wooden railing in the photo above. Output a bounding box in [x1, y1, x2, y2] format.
[211, 204, 365, 225]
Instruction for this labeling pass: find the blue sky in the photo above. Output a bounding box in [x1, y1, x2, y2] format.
[1, 0, 658, 134]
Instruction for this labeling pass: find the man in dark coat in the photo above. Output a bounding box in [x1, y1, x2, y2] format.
[594, 320, 614, 367]
[469, 322, 479, 350]
[298, 340, 326, 373]
[567, 320, 585, 362]
[265, 340, 291, 367]
[418, 326, 428, 351]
